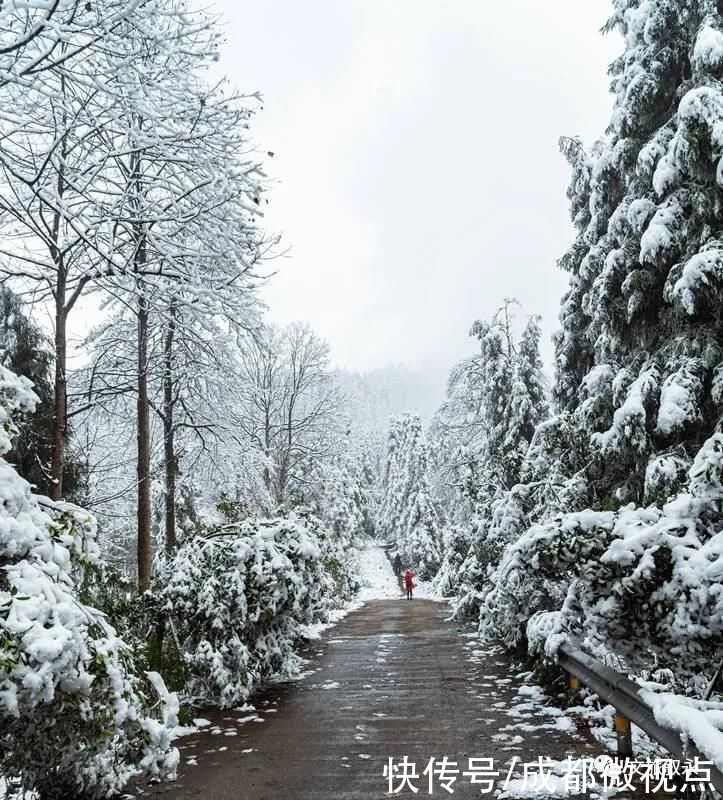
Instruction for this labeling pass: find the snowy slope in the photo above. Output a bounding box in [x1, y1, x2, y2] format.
[356, 545, 441, 602]
[357, 546, 403, 601]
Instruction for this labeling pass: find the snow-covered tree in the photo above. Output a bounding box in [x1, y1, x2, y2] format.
[377, 416, 404, 540]
[554, 1, 723, 508]
[476, 1, 723, 689]
[0, 0, 140, 88]
[483, 432, 723, 685]
[379, 413, 441, 577]
[316, 449, 367, 547]
[234, 323, 340, 508]
[0, 364, 178, 798]
[158, 511, 345, 708]
[430, 303, 549, 610]
[0, 0, 271, 592]
[0, 286, 88, 499]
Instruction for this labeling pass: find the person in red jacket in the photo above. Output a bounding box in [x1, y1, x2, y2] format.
[404, 569, 416, 600]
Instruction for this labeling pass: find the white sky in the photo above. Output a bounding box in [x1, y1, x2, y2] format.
[212, 1, 619, 385]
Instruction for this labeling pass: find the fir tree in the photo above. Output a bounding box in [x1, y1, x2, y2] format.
[479, 2, 723, 686]
[431, 302, 549, 613]
[555, 0, 723, 506]
[379, 413, 441, 576]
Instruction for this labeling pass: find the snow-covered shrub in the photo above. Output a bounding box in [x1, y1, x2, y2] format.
[0, 365, 178, 799]
[481, 433, 723, 681]
[160, 512, 337, 708]
[314, 509, 361, 605]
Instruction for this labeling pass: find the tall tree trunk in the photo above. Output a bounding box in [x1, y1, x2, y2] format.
[263, 408, 271, 491]
[163, 306, 177, 551]
[131, 140, 153, 592]
[50, 100, 68, 501]
[50, 275, 66, 500]
[137, 289, 152, 591]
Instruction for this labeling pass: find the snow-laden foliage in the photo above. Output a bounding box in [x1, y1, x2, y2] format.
[482, 432, 723, 682]
[448, 1, 723, 696]
[315, 440, 377, 547]
[554, 0, 723, 504]
[159, 512, 345, 708]
[429, 305, 548, 612]
[0, 365, 178, 799]
[378, 414, 441, 578]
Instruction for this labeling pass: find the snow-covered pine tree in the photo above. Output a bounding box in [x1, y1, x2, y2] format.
[431, 303, 549, 611]
[379, 413, 441, 576]
[502, 316, 550, 480]
[377, 415, 404, 541]
[481, 1, 723, 683]
[317, 450, 365, 548]
[555, 0, 723, 506]
[353, 433, 381, 537]
[401, 474, 442, 579]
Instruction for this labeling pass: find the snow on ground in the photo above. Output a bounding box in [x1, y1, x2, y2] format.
[297, 605, 359, 640]
[355, 543, 443, 602]
[357, 545, 403, 601]
[412, 573, 440, 600]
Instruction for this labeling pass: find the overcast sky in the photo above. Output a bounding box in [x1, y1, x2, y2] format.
[213, 1, 619, 388]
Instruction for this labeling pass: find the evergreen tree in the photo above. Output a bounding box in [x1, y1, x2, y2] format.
[555, 0, 723, 507]
[480, 2, 723, 686]
[503, 316, 549, 476]
[431, 303, 549, 611]
[378, 416, 405, 540]
[379, 414, 441, 576]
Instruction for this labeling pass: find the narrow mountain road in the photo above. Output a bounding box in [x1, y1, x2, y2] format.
[138, 599, 603, 799]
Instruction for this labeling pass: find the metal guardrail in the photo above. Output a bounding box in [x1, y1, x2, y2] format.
[558, 643, 723, 795]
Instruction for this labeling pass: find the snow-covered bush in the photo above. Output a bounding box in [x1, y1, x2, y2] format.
[160, 511, 339, 708]
[481, 433, 723, 681]
[0, 366, 178, 799]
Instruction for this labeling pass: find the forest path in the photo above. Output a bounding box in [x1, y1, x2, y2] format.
[138, 599, 602, 799]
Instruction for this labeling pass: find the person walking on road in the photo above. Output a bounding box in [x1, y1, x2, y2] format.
[393, 553, 402, 576]
[404, 569, 416, 600]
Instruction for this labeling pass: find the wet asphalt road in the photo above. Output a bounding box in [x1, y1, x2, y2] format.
[138, 599, 600, 799]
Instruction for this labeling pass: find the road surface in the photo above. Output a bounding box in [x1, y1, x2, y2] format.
[138, 599, 601, 799]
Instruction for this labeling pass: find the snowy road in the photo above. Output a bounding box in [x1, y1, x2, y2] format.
[137, 597, 605, 799]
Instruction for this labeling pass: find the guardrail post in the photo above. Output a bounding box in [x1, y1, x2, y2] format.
[614, 713, 633, 758]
